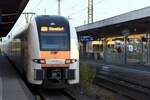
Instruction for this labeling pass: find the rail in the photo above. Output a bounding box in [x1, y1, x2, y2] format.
[36, 89, 77, 100]
[95, 69, 150, 99]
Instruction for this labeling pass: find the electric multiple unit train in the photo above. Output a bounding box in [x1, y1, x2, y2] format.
[5, 15, 79, 88]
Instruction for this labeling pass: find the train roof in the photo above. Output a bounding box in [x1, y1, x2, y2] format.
[35, 15, 69, 23]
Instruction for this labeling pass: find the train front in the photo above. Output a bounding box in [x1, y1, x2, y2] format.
[33, 16, 79, 88]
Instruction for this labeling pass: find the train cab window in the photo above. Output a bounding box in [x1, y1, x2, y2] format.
[39, 32, 69, 50]
[36, 16, 70, 51]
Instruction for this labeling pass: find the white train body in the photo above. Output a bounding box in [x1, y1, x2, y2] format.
[5, 15, 79, 88]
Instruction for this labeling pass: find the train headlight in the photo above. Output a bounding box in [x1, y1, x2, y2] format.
[65, 59, 71, 64]
[65, 59, 77, 64]
[39, 59, 46, 64]
[33, 59, 38, 63]
[71, 59, 77, 63]
[33, 59, 46, 64]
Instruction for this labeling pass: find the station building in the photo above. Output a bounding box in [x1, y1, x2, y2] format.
[76, 7, 150, 65]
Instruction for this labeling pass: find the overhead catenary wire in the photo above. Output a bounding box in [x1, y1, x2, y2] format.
[94, 0, 107, 6]
[29, 0, 42, 13]
[22, 0, 42, 23]
[68, 0, 107, 17]
[63, 1, 87, 13]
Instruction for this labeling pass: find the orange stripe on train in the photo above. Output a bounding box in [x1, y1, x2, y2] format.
[40, 51, 70, 59]
[42, 64, 69, 68]
[40, 51, 70, 68]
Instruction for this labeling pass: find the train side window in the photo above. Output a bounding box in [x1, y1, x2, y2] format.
[8, 35, 10, 39]
[13, 39, 21, 56]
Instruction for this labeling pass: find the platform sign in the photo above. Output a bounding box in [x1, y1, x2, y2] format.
[80, 36, 93, 42]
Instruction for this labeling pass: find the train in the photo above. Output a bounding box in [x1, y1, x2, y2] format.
[4, 15, 79, 88]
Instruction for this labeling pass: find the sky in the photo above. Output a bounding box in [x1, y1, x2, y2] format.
[21, 0, 150, 27]
[8, 0, 150, 36]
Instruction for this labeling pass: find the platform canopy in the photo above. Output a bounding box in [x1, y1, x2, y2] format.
[0, 0, 29, 37]
[76, 6, 150, 38]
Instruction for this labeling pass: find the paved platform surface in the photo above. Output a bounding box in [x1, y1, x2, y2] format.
[0, 55, 35, 100]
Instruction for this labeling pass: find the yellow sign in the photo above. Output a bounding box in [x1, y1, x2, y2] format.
[41, 26, 48, 32]
[49, 27, 64, 31]
[41, 26, 64, 32]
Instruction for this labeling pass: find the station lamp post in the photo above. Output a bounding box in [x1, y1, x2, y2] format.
[122, 28, 130, 64]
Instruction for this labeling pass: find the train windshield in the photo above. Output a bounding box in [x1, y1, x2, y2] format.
[36, 16, 70, 51]
[39, 32, 69, 50]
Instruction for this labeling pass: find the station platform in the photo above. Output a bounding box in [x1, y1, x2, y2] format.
[0, 55, 35, 100]
[80, 59, 150, 72]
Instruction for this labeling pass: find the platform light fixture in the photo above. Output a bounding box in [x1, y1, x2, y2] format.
[122, 28, 131, 64]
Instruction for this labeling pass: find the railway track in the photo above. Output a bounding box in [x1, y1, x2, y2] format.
[95, 70, 150, 100]
[80, 61, 150, 99]
[35, 89, 77, 100]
